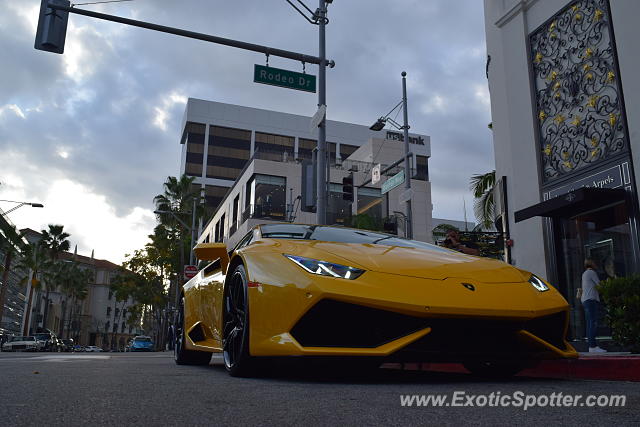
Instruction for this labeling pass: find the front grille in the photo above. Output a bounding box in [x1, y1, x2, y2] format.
[290, 299, 428, 348]
[402, 311, 569, 360]
[522, 311, 568, 349]
[13, 345, 26, 350]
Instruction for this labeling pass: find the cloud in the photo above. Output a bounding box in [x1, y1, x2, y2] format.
[1, 0, 495, 261]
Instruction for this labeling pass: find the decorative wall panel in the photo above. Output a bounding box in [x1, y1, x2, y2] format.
[530, 0, 627, 184]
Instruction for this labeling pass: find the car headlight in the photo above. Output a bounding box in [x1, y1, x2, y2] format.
[284, 254, 365, 280]
[529, 275, 549, 292]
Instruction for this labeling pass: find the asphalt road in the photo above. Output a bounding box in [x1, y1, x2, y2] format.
[0, 351, 638, 426]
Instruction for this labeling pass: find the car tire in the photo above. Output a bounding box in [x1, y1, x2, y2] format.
[223, 264, 256, 377]
[463, 360, 525, 378]
[174, 296, 212, 366]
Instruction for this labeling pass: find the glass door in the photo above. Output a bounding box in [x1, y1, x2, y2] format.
[555, 202, 635, 341]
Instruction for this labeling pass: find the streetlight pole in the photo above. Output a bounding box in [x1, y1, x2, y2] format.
[401, 72, 413, 239]
[0, 200, 44, 216]
[316, 0, 328, 225]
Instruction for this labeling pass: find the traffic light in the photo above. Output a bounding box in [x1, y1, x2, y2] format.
[35, 0, 70, 54]
[342, 174, 354, 202]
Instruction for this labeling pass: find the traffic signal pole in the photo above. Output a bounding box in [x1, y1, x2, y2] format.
[316, 0, 328, 225]
[39, 1, 334, 67]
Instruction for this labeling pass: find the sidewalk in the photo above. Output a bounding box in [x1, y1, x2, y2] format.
[384, 353, 640, 382]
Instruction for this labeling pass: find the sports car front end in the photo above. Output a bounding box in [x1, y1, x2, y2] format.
[241, 236, 577, 365]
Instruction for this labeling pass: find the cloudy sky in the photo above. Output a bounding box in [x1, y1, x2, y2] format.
[0, 0, 493, 264]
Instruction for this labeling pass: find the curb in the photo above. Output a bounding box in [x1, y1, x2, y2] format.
[383, 356, 640, 382]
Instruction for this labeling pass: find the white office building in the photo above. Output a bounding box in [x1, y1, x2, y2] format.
[177, 99, 433, 249]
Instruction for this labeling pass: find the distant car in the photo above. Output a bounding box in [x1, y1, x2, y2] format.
[61, 339, 74, 352]
[84, 346, 103, 352]
[130, 336, 154, 352]
[73, 345, 85, 352]
[2, 336, 39, 352]
[34, 330, 61, 352]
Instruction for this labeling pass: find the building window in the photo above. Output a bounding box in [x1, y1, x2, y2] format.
[204, 185, 229, 211]
[328, 183, 352, 225]
[115, 308, 119, 317]
[231, 194, 240, 235]
[529, 0, 627, 183]
[340, 144, 359, 160]
[184, 122, 206, 177]
[415, 155, 429, 181]
[106, 307, 111, 317]
[357, 187, 383, 224]
[207, 126, 251, 180]
[246, 174, 286, 220]
[105, 321, 110, 331]
[255, 132, 294, 162]
[121, 322, 126, 333]
[298, 138, 316, 161]
[108, 291, 112, 300]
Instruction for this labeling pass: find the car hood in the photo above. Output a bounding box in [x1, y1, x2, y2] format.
[274, 240, 526, 283]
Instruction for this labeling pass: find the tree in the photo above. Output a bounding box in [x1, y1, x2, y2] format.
[154, 175, 203, 306]
[39, 225, 71, 329]
[470, 170, 496, 230]
[15, 241, 50, 335]
[56, 262, 90, 338]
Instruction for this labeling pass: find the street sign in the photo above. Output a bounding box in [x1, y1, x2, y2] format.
[399, 188, 414, 203]
[254, 64, 316, 93]
[371, 164, 381, 185]
[310, 104, 326, 131]
[382, 170, 405, 195]
[184, 265, 198, 280]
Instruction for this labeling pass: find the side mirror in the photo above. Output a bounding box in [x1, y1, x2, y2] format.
[193, 243, 229, 271]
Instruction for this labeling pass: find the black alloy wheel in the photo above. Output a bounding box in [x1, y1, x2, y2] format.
[174, 296, 211, 366]
[223, 264, 255, 377]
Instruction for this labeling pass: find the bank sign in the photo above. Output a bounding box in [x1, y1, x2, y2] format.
[254, 64, 316, 93]
[385, 131, 425, 145]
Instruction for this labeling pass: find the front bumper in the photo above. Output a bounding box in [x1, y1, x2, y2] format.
[247, 269, 577, 360]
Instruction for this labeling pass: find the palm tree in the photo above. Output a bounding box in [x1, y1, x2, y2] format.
[470, 170, 496, 230]
[39, 224, 71, 329]
[15, 241, 50, 335]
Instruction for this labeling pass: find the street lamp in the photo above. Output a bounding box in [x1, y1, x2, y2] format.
[0, 199, 45, 216]
[369, 71, 413, 239]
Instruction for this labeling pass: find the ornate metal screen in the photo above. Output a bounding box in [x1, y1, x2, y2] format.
[530, 0, 628, 184]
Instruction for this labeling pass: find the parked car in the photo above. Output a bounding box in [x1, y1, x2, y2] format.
[2, 336, 39, 352]
[73, 345, 85, 352]
[175, 224, 579, 377]
[34, 329, 61, 352]
[130, 336, 154, 352]
[84, 346, 103, 352]
[61, 339, 74, 352]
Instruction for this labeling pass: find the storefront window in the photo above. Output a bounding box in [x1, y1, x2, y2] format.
[556, 202, 635, 341]
[247, 174, 286, 220]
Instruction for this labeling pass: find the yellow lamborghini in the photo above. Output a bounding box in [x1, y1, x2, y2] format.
[174, 223, 577, 377]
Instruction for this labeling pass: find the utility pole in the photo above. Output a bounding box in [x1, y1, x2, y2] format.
[401, 72, 413, 239]
[316, 0, 328, 225]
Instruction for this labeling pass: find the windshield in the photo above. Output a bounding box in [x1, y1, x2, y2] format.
[11, 336, 35, 342]
[260, 224, 451, 253]
[34, 334, 50, 340]
[134, 337, 152, 342]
